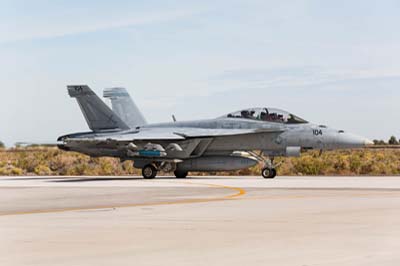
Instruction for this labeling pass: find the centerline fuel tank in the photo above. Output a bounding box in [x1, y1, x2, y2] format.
[176, 156, 258, 172]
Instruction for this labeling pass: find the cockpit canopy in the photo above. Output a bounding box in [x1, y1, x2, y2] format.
[222, 107, 308, 124]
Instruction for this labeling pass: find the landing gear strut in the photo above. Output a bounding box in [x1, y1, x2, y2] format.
[140, 161, 181, 179]
[142, 164, 157, 179]
[261, 156, 277, 179]
[249, 152, 281, 179]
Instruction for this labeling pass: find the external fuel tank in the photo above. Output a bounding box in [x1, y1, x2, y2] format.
[176, 156, 258, 172]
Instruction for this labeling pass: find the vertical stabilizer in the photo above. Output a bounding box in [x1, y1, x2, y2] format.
[68, 85, 129, 132]
[103, 87, 147, 129]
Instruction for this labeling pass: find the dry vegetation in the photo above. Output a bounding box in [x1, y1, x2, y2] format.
[0, 147, 399, 176]
[0, 147, 139, 176]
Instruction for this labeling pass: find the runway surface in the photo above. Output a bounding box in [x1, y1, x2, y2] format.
[1, 176, 400, 266]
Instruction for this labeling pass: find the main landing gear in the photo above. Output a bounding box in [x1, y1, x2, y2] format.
[142, 164, 157, 179]
[174, 170, 188, 179]
[141, 163, 188, 179]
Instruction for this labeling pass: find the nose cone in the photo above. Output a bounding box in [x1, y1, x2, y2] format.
[336, 133, 373, 148]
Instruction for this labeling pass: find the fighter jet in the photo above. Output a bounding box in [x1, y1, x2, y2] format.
[58, 85, 373, 179]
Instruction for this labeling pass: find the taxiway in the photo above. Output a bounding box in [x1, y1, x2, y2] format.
[1, 176, 400, 266]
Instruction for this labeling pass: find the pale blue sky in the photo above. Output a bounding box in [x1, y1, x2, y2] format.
[0, 0, 399, 146]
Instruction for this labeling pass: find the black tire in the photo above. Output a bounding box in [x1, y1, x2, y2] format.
[174, 170, 188, 179]
[142, 164, 157, 179]
[262, 168, 277, 179]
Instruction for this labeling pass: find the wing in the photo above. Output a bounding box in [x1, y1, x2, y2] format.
[60, 127, 284, 160]
[62, 127, 283, 142]
[171, 127, 284, 138]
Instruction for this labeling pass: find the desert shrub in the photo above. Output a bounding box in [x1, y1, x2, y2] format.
[291, 155, 329, 175]
[65, 163, 89, 176]
[0, 167, 9, 175]
[11, 167, 24, 175]
[0, 147, 400, 176]
[100, 160, 114, 175]
[14, 152, 42, 173]
[0, 166, 24, 176]
[333, 155, 350, 172]
[348, 155, 362, 174]
[34, 165, 53, 175]
[121, 160, 138, 175]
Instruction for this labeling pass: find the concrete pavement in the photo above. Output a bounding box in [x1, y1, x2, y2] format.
[1, 176, 399, 266]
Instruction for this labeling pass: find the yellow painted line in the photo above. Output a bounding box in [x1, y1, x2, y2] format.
[180, 181, 246, 199]
[0, 181, 246, 217]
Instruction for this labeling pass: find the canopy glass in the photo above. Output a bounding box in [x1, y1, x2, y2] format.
[222, 108, 308, 124]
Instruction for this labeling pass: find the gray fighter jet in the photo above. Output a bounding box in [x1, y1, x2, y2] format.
[58, 85, 373, 179]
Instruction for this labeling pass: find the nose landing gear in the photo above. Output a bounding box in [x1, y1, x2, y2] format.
[261, 167, 277, 179]
[261, 156, 278, 179]
[248, 152, 281, 179]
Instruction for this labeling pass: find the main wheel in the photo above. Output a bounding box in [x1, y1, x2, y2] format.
[142, 164, 157, 179]
[262, 168, 277, 179]
[174, 170, 188, 179]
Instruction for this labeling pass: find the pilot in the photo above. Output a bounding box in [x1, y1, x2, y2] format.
[263, 108, 270, 121]
[241, 110, 250, 118]
[260, 112, 267, 121]
[269, 113, 277, 121]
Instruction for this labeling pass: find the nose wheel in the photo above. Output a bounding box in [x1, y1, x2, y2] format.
[262, 168, 277, 179]
[248, 152, 281, 179]
[142, 164, 157, 179]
